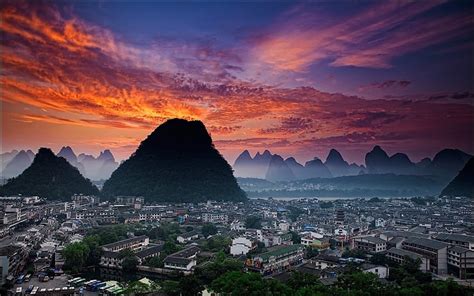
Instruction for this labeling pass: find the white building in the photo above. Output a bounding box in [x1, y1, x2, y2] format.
[230, 237, 257, 256]
[361, 264, 388, 279]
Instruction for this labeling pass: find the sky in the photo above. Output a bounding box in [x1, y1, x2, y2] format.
[1, 0, 473, 165]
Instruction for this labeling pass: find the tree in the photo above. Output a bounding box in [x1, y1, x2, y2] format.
[63, 242, 90, 273]
[121, 256, 139, 272]
[202, 223, 218, 237]
[179, 275, 203, 296]
[161, 280, 180, 296]
[290, 231, 301, 244]
[245, 216, 262, 229]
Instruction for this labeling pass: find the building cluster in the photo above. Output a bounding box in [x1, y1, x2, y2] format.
[0, 193, 473, 292]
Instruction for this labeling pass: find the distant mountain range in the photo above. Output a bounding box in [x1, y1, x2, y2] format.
[0, 148, 99, 200]
[1, 147, 118, 181]
[234, 146, 472, 182]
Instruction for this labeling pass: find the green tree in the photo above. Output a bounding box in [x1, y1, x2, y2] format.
[290, 231, 301, 244]
[63, 242, 90, 273]
[202, 223, 218, 237]
[245, 216, 262, 229]
[121, 256, 139, 272]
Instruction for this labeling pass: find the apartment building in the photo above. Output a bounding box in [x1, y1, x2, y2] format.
[447, 246, 474, 279]
[385, 247, 430, 272]
[102, 235, 149, 252]
[352, 236, 387, 253]
[163, 246, 200, 271]
[245, 244, 304, 275]
[202, 212, 228, 224]
[402, 237, 449, 275]
[230, 237, 257, 256]
[433, 233, 474, 251]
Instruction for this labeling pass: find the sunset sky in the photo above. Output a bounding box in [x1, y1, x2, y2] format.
[1, 0, 473, 165]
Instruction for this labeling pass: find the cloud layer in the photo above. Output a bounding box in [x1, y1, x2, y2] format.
[1, 1, 473, 164]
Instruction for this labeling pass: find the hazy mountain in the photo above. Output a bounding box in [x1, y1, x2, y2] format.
[304, 157, 333, 178]
[238, 173, 446, 198]
[0, 148, 99, 199]
[266, 155, 295, 182]
[285, 157, 307, 179]
[233, 150, 255, 177]
[0, 150, 18, 172]
[365, 146, 392, 174]
[2, 150, 34, 179]
[57, 146, 86, 175]
[102, 118, 246, 202]
[73, 150, 119, 181]
[389, 153, 416, 175]
[440, 157, 474, 198]
[324, 149, 362, 177]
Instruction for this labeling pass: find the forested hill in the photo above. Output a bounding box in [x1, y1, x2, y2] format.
[0, 148, 99, 199]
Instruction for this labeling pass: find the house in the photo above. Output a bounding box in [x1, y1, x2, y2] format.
[164, 246, 200, 271]
[311, 254, 340, 270]
[245, 244, 304, 275]
[352, 236, 387, 253]
[177, 231, 199, 244]
[360, 263, 388, 279]
[230, 237, 257, 256]
[230, 220, 245, 231]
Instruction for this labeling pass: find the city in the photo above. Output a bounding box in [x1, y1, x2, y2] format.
[1, 194, 473, 295]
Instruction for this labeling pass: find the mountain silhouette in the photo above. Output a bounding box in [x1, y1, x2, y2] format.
[304, 157, 333, 178]
[266, 155, 295, 182]
[102, 118, 246, 202]
[2, 150, 34, 179]
[324, 149, 364, 177]
[57, 146, 86, 175]
[0, 148, 98, 199]
[440, 157, 474, 198]
[428, 149, 472, 179]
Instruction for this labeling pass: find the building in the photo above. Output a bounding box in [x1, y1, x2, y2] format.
[245, 244, 304, 275]
[433, 233, 474, 250]
[102, 235, 149, 252]
[202, 213, 228, 224]
[352, 236, 387, 253]
[100, 243, 163, 269]
[310, 254, 340, 270]
[385, 248, 430, 272]
[335, 209, 345, 225]
[164, 246, 200, 271]
[360, 263, 388, 279]
[402, 237, 449, 275]
[177, 231, 199, 244]
[447, 246, 474, 279]
[230, 237, 257, 256]
[0, 246, 28, 285]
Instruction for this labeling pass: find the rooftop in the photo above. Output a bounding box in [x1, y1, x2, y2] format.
[403, 237, 449, 250]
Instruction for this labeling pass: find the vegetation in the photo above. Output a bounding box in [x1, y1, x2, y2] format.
[0, 148, 98, 200]
[62, 235, 103, 273]
[201, 223, 218, 237]
[102, 119, 247, 202]
[245, 216, 262, 229]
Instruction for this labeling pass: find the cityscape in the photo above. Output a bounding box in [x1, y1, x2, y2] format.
[1, 0, 474, 296]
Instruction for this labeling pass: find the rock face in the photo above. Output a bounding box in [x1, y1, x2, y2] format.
[265, 155, 295, 182]
[440, 157, 474, 198]
[2, 150, 34, 179]
[0, 148, 99, 199]
[102, 118, 247, 202]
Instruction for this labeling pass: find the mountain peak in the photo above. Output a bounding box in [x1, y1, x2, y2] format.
[326, 149, 346, 164]
[57, 146, 77, 162]
[98, 149, 115, 162]
[0, 147, 99, 200]
[102, 118, 246, 202]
